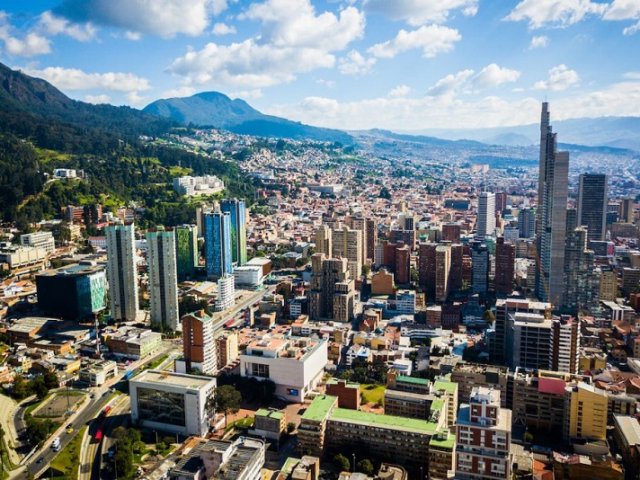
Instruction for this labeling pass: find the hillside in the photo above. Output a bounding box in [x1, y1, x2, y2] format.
[144, 91, 353, 144]
[0, 63, 254, 226]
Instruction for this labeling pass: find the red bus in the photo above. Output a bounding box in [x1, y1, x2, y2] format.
[93, 427, 103, 443]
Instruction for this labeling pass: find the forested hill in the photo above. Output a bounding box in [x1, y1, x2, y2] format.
[0, 63, 254, 227]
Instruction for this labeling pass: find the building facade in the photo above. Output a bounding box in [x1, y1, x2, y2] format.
[106, 223, 139, 322]
[147, 228, 180, 332]
[204, 209, 233, 279]
[221, 198, 248, 266]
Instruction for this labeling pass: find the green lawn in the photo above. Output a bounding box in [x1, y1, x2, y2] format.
[144, 354, 169, 370]
[49, 426, 86, 479]
[360, 384, 386, 406]
[225, 415, 254, 432]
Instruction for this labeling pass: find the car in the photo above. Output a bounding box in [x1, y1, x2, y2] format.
[66, 426, 74, 433]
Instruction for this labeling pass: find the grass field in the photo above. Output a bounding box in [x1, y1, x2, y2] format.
[50, 426, 86, 479]
[225, 416, 254, 432]
[360, 384, 385, 406]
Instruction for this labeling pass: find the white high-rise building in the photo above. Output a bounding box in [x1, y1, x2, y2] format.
[332, 225, 363, 281]
[215, 274, 235, 312]
[476, 192, 496, 239]
[147, 228, 180, 332]
[106, 223, 139, 322]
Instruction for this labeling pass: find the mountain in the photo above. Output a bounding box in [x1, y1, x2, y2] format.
[144, 92, 353, 144]
[407, 116, 640, 151]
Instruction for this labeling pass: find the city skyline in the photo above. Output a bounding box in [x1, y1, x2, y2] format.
[0, 1, 638, 130]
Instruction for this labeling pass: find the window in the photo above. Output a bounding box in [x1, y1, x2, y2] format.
[137, 388, 186, 427]
[251, 363, 270, 378]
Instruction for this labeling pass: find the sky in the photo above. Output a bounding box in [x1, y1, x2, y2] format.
[1, 0, 639, 131]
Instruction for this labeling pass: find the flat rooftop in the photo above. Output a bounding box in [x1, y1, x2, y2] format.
[301, 395, 337, 422]
[614, 415, 640, 446]
[330, 408, 438, 435]
[131, 370, 215, 390]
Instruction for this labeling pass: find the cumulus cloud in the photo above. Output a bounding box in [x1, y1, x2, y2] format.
[473, 64, 521, 89]
[266, 79, 640, 131]
[427, 69, 474, 96]
[389, 85, 411, 97]
[364, 0, 478, 25]
[0, 12, 51, 56]
[529, 35, 549, 49]
[37, 11, 96, 41]
[22, 66, 151, 92]
[504, 0, 607, 28]
[55, 0, 225, 37]
[604, 0, 640, 34]
[368, 24, 461, 59]
[338, 50, 376, 76]
[533, 64, 580, 91]
[426, 64, 520, 96]
[169, 0, 364, 89]
[212, 22, 236, 35]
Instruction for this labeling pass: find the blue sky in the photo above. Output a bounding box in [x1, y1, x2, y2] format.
[1, 0, 639, 130]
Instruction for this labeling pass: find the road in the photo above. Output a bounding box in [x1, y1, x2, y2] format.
[211, 285, 278, 331]
[97, 396, 131, 480]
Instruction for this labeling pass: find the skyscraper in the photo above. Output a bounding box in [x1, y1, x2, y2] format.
[180, 310, 217, 375]
[175, 224, 199, 281]
[495, 236, 515, 296]
[221, 199, 247, 266]
[435, 244, 451, 302]
[147, 228, 180, 331]
[332, 225, 363, 281]
[106, 223, 139, 322]
[204, 208, 233, 279]
[471, 241, 489, 297]
[308, 254, 355, 322]
[315, 224, 332, 256]
[564, 226, 599, 314]
[518, 207, 536, 239]
[476, 192, 496, 239]
[577, 173, 608, 242]
[620, 198, 635, 223]
[536, 103, 569, 307]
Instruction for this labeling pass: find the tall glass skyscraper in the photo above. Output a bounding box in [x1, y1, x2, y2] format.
[577, 173, 608, 242]
[204, 210, 233, 279]
[175, 225, 199, 281]
[535, 103, 569, 307]
[221, 199, 247, 266]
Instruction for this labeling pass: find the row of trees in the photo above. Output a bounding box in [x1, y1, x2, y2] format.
[11, 372, 59, 400]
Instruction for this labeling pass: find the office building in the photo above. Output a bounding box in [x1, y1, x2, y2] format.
[455, 387, 512, 480]
[451, 363, 509, 407]
[20, 231, 55, 254]
[215, 274, 235, 312]
[175, 225, 198, 281]
[168, 437, 265, 480]
[435, 244, 451, 302]
[563, 226, 599, 314]
[495, 237, 515, 295]
[308, 254, 355, 322]
[147, 228, 180, 332]
[550, 315, 580, 374]
[565, 382, 608, 441]
[395, 244, 411, 285]
[178, 310, 217, 375]
[130, 370, 216, 436]
[620, 198, 635, 224]
[0, 245, 47, 274]
[204, 208, 233, 279]
[471, 241, 489, 297]
[173, 175, 224, 196]
[518, 207, 536, 239]
[418, 242, 437, 298]
[105, 327, 162, 359]
[36, 264, 106, 320]
[476, 192, 496, 239]
[495, 192, 508, 213]
[106, 223, 139, 322]
[221, 198, 247, 266]
[216, 331, 239, 369]
[332, 225, 363, 281]
[348, 216, 369, 266]
[239, 334, 328, 402]
[536, 102, 569, 307]
[365, 218, 377, 262]
[442, 223, 461, 242]
[577, 174, 608, 242]
[315, 225, 332, 257]
[599, 267, 618, 301]
[507, 312, 553, 370]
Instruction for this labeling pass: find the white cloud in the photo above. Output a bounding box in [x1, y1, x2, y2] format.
[623, 71, 640, 80]
[316, 78, 336, 88]
[124, 31, 142, 40]
[364, 0, 478, 25]
[22, 66, 151, 93]
[603, 0, 640, 20]
[505, 0, 607, 28]
[533, 64, 580, 91]
[623, 21, 640, 34]
[230, 88, 263, 100]
[472, 63, 521, 89]
[212, 22, 236, 35]
[338, 50, 376, 76]
[389, 84, 411, 97]
[55, 0, 225, 37]
[37, 11, 96, 41]
[266, 79, 640, 131]
[125, 91, 148, 106]
[169, 0, 365, 89]
[85, 94, 111, 104]
[426, 69, 474, 96]
[0, 12, 51, 57]
[368, 24, 461, 59]
[161, 86, 197, 98]
[529, 35, 549, 49]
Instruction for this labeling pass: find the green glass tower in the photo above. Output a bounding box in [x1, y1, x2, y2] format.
[175, 225, 199, 281]
[221, 199, 247, 266]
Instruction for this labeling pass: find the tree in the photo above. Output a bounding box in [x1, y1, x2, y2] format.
[12, 374, 29, 399]
[212, 385, 242, 427]
[30, 377, 49, 401]
[43, 371, 59, 390]
[357, 459, 374, 475]
[25, 419, 51, 446]
[333, 453, 350, 473]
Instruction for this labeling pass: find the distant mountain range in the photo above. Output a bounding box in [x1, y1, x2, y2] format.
[144, 92, 353, 144]
[408, 116, 640, 151]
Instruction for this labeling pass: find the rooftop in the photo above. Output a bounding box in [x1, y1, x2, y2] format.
[131, 370, 215, 390]
[301, 395, 338, 422]
[429, 430, 456, 450]
[396, 375, 430, 386]
[433, 379, 458, 394]
[256, 408, 285, 420]
[330, 408, 437, 434]
[614, 415, 640, 446]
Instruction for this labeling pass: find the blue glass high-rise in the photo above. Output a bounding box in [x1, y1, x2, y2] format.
[221, 198, 247, 266]
[204, 211, 233, 279]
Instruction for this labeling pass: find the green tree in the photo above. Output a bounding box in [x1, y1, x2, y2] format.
[30, 377, 49, 401]
[25, 419, 51, 446]
[333, 453, 350, 472]
[357, 459, 374, 475]
[43, 371, 59, 390]
[212, 385, 242, 427]
[12, 374, 29, 399]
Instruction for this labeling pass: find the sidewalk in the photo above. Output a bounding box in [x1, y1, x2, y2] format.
[0, 394, 23, 466]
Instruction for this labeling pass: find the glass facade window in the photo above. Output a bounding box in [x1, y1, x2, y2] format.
[137, 388, 186, 427]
